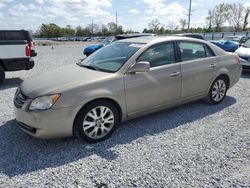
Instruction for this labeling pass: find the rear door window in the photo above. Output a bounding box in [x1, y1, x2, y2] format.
[178, 42, 212, 61]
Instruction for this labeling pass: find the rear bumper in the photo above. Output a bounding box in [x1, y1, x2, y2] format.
[3, 58, 34, 71]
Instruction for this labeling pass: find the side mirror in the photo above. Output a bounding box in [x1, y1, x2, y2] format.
[128, 61, 150, 73]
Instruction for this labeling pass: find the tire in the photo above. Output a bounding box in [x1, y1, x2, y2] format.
[0, 66, 5, 85]
[205, 77, 228, 105]
[74, 100, 120, 143]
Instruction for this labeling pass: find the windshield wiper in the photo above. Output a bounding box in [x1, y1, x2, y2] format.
[82, 65, 98, 71]
[76, 62, 114, 73]
[77, 63, 98, 71]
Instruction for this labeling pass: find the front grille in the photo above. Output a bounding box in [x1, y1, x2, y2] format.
[242, 65, 250, 70]
[14, 88, 28, 108]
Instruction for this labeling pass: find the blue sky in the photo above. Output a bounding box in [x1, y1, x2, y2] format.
[0, 0, 249, 32]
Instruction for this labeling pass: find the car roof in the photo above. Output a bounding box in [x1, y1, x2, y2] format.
[118, 36, 207, 44]
[115, 33, 156, 39]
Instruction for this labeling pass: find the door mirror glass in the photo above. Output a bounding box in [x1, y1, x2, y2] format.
[128, 61, 150, 73]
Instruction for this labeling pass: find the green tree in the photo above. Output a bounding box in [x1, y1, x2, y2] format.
[39, 23, 62, 38]
[62, 25, 75, 36]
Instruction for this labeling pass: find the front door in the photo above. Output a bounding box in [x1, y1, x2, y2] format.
[124, 42, 181, 115]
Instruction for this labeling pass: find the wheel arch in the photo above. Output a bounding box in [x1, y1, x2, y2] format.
[216, 74, 230, 89]
[0, 59, 6, 70]
[208, 72, 230, 94]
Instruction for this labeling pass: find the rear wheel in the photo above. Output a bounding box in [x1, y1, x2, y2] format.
[74, 100, 119, 143]
[0, 66, 5, 85]
[205, 77, 228, 105]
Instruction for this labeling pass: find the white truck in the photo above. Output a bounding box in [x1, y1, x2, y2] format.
[0, 30, 36, 85]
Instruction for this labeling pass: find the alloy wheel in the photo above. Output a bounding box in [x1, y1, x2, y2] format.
[211, 79, 227, 102]
[82, 106, 115, 139]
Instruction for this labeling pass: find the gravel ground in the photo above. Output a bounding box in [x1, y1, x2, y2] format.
[0, 44, 250, 187]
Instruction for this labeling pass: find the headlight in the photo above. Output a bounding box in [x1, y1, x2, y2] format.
[29, 94, 60, 111]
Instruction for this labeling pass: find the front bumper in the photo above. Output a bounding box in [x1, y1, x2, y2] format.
[14, 104, 77, 139]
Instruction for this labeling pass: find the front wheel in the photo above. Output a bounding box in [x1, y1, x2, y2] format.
[74, 100, 120, 143]
[205, 77, 228, 105]
[0, 66, 5, 85]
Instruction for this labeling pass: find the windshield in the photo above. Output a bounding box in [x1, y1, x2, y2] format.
[81, 42, 144, 72]
[244, 39, 250, 48]
[222, 37, 240, 42]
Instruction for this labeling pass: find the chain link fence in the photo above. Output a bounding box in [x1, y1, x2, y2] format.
[202, 31, 250, 40]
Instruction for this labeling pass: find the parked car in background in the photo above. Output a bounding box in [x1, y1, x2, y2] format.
[235, 39, 250, 71]
[14, 36, 241, 143]
[83, 33, 156, 56]
[176, 33, 205, 40]
[222, 36, 250, 46]
[210, 36, 250, 52]
[0, 30, 37, 57]
[210, 40, 239, 52]
[83, 36, 115, 56]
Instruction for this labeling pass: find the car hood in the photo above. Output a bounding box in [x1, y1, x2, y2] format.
[235, 47, 250, 57]
[21, 64, 112, 98]
[84, 44, 103, 53]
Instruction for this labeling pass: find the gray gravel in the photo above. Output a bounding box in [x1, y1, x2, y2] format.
[0, 44, 250, 188]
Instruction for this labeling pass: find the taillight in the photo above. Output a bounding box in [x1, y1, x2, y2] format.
[27, 41, 33, 48]
[235, 55, 240, 64]
[25, 45, 31, 57]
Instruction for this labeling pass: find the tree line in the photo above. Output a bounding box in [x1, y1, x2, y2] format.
[34, 22, 137, 38]
[206, 3, 249, 32]
[143, 3, 250, 34]
[35, 2, 249, 38]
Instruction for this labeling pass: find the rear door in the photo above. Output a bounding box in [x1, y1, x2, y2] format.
[177, 41, 218, 99]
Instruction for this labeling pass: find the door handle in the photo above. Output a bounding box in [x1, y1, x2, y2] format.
[210, 64, 217, 68]
[170, 72, 180, 77]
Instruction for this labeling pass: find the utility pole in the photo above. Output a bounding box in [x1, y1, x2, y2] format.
[115, 12, 118, 34]
[188, 0, 192, 30]
[91, 19, 94, 37]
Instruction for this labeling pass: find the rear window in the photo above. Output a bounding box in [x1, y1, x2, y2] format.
[0, 30, 32, 41]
